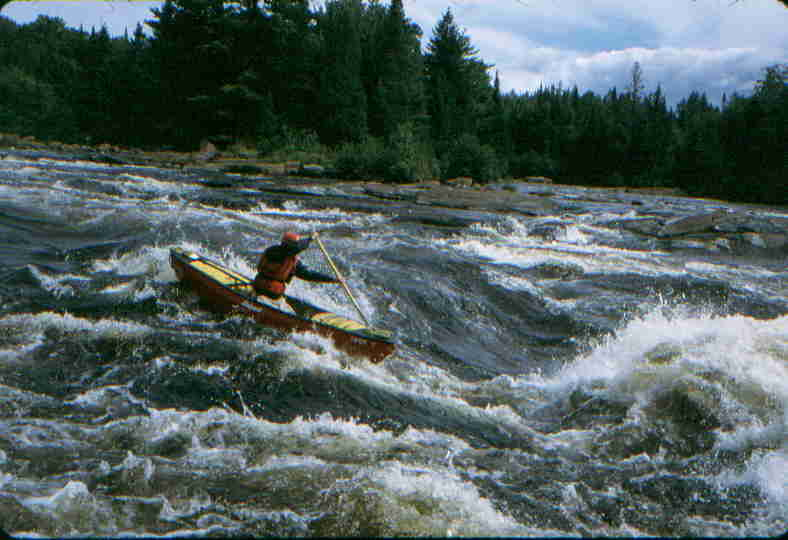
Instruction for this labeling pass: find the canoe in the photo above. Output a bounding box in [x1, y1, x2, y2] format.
[169, 247, 395, 362]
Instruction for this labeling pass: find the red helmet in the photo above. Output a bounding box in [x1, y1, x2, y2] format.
[281, 231, 311, 253]
[282, 231, 301, 245]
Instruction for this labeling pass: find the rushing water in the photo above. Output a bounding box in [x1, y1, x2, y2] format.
[0, 149, 786, 537]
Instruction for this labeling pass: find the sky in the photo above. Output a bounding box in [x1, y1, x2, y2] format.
[3, 0, 787, 106]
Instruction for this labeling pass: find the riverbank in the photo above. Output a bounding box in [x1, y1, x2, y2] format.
[2, 134, 786, 256]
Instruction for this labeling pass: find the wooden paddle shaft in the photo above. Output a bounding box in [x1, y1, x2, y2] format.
[313, 232, 371, 327]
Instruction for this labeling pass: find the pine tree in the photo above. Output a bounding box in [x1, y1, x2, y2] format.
[266, 0, 321, 132]
[317, 0, 367, 145]
[424, 8, 492, 146]
[373, 0, 424, 139]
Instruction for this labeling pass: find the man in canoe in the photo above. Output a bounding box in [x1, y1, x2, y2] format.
[253, 231, 338, 311]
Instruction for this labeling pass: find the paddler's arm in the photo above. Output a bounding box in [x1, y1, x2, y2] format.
[293, 261, 338, 283]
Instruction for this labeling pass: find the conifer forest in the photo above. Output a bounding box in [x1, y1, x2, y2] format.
[0, 0, 785, 204]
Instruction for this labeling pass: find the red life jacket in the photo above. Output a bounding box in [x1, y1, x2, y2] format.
[254, 253, 298, 298]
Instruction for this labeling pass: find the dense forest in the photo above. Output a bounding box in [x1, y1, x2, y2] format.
[0, 0, 785, 204]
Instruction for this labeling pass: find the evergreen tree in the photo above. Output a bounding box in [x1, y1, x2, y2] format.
[424, 8, 492, 146]
[720, 65, 787, 203]
[317, 0, 367, 145]
[372, 0, 424, 139]
[357, 0, 387, 138]
[673, 92, 725, 195]
[148, 0, 239, 147]
[266, 0, 321, 132]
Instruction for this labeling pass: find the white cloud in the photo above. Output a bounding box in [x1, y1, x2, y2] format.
[504, 46, 769, 104]
[408, 0, 788, 105]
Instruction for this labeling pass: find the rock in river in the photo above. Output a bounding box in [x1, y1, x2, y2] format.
[657, 209, 727, 237]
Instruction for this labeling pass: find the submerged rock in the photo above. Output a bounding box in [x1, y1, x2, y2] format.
[0, 493, 58, 535]
[444, 176, 473, 187]
[529, 261, 585, 280]
[613, 217, 664, 237]
[299, 163, 326, 177]
[649, 376, 723, 456]
[657, 209, 728, 237]
[644, 342, 683, 365]
[528, 219, 568, 241]
[194, 140, 217, 162]
[220, 164, 265, 175]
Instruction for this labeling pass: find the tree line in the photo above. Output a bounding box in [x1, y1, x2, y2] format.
[0, 0, 785, 204]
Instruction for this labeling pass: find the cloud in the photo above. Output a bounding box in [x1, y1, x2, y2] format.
[408, 0, 787, 105]
[539, 47, 768, 104]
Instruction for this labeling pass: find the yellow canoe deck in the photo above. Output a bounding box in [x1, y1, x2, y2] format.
[178, 250, 370, 334]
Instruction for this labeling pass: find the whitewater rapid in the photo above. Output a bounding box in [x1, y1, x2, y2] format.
[0, 151, 786, 537]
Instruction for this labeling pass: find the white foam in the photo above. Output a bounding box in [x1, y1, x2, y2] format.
[92, 245, 177, 283]
[249, 454, 328, 473]
[0, 311, 153, 338]
[28, 265, 90, 298]
[753, 449, 788, 502]
[368, 461, 532, 536]
[190, 364, 229, 376]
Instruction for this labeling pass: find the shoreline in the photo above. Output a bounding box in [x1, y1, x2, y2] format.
[2, 134, 787, 255]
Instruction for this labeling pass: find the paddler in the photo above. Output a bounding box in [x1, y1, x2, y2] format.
[253, 231, 338, 311]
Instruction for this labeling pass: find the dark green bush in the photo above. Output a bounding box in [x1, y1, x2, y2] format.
[508, 149, 557, 179]
[334, 123, 438, 183]
[441, 133, 503, 183]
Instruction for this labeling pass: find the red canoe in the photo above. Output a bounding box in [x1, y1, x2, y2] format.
[170, 247, 395, 362]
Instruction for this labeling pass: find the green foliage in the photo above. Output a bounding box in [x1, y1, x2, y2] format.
[0, 9, 784, 205]
[257, 124, 323, 162]
[425, 8, 493, 144]
[509, 150, 557, 180]
[334, 122, 437, 183]
[441, 133, 503, 183]
[334, 136, 385, 180]
[0, 66, 69, 138]
[318, 0, 368, 145]
[370, 0, 424, 139]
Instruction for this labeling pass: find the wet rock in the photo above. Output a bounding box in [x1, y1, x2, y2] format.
[743, 232, 788, 250]
[525, 176, 554, 184]
[613, 217, 664, 236]
[220, 164, 265, 175]
[529, 261, 585, 280]
[299, 163, 325, 177]
[561, 387, 633, 429]
[715, 232, 788, 257]
[622, 474, 762, 526]
[194, 140, 217, 162]
[0, 493, 57, 535]
[96, 153, 127, 166]
[144, 432, 192, 459]
[416, 185, 557, 215]
[590, 422, 663, 459]
[284, 160, 300, 174]
[130, 364, 236, 412]
[528, 219, 568, 241]
[363, 184, 419, 202]
[644, 342, 683, 365]
[444, 176, 473, 187]
[657, 209, 728, 237]
[391, 212, 484, 228]
[649, 376, 722, 456]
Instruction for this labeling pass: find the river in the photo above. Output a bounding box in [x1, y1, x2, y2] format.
[0, 149, 786, 537]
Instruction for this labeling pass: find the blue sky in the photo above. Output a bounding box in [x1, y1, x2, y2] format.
[3, 0, 787, 106]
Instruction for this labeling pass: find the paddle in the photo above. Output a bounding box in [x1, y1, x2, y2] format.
[312, 231, 371, 327]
